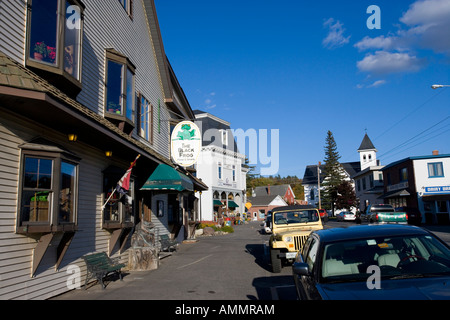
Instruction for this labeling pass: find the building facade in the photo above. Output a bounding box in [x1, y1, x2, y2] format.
[253, 184, 296, 205]
[193, 110, 247, 223]
[352, 134, 384, 212]
[0, 0, 205, 299]
[381, 152, 450, 225]
[303, 162, 360, 213]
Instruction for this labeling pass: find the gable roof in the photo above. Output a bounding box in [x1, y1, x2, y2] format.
[358, 133, 377, 151]
[254, 184, 293, 197]
[302, 162, 361, 185]
[249, 195, 287, 207]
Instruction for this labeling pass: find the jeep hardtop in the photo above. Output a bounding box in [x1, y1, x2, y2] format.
[269, 205, 323, 273]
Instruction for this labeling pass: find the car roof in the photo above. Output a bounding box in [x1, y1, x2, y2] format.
[271, 205, 317, 213]
[313, 225, 430, 243]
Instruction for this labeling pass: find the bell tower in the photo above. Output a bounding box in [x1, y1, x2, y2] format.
[358, 133, 377, 171]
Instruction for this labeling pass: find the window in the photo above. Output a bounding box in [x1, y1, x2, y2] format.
[27, 0, 84, 82]
[232, 165, 236, 182]
[138, 94, 153, 143]
[105, 50, 136, 130]
[399, 167, 408, 182]
[119, 0, 133, 18]
[218, 162, 222, 180]
[428, 162, 444, 178]
[221, 130, 228, 146]
[18, 146, 80, 233]
[102, 167, 135, 229]
[357, 179, 361, 191]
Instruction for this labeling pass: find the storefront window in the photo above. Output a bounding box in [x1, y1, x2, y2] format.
[59, 161, 77, 223]
[102, 169, 134, 228]
[18, 149, 79, 233]
[21, 157, 53, 223]
[437, 201, 448, 213]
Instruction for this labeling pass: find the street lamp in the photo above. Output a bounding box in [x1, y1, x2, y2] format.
[431, 84, 450, 89]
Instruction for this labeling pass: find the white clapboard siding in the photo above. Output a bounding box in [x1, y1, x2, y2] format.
[0, 109, 131, 300]
[0, 0, 26, 64]
[76, 0, 171, 159]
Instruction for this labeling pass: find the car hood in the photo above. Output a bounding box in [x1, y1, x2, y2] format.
[317, 277, 450, 300]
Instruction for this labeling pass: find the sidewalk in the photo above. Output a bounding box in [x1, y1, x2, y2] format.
[51, 221, 272, 300]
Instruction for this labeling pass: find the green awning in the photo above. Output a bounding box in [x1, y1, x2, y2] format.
[228, 200, 239, 208]
[140, 164, 193, 192]
[213, 200, 223, 206]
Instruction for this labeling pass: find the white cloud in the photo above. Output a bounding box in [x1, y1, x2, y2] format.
[322, 18, 350, 49]
[354, 35, 397, 51]
[368, 80, 387, 88]
[357, 51, 425, 75]
[355, 0, 450, 76]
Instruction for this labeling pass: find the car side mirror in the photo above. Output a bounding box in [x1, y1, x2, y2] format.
[292, 262, 310, 276]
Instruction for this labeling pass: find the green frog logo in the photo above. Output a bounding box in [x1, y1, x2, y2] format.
[176, 124, 197, 140]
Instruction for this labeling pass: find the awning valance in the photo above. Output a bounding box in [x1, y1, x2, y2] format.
[213, 200, 223, 206]
[228, 200, 239, 208]
[140, 164, 193, 192]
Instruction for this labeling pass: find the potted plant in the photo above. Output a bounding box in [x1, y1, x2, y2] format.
[33, 42, 48, 61]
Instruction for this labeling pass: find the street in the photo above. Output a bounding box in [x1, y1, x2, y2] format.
[53, 220, 450, 301]
[53, 221, 297, 300]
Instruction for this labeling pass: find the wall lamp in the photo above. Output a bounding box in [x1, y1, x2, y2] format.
[68, 134, 78, 142]
[105, 151, 113, 157]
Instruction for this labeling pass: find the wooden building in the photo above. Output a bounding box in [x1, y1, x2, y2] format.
[0, 0, 205, 299]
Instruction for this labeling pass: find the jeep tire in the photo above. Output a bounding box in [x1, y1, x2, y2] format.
[270, 249, 282, 273]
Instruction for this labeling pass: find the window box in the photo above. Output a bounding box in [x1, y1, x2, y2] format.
[26, 0, 85, 98]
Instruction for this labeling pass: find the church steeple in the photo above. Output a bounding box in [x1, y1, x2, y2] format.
[358, 133, 377, 170]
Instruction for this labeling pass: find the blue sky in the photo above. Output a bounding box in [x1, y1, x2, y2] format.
[155, 0, 450, 178]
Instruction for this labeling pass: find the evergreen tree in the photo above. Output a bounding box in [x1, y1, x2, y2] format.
[335, 180, 358, 211]
[322, 131, 345, 215]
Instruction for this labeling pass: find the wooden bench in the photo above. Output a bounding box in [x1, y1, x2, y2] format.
[159, 234, 177, 252]
[82, 252, 126, 289]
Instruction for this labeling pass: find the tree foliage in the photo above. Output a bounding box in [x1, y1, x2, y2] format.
[322, 131, 346, 212]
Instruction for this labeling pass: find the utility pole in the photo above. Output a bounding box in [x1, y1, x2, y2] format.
[317, 161, 321, 209]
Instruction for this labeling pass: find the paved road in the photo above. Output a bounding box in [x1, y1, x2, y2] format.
[53, 221, 296, 300]
[53, 220, 450, 301]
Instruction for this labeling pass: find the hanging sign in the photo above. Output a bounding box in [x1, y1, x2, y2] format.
[171, 121, 202, 167]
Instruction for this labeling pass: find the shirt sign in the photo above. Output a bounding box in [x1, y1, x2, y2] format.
[171, 121, 202, 167]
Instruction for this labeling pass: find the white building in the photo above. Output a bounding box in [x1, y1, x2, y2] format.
[380, 151, 450, 224]
[302, 162, 360, 213]
[352, 134, 385, 212]
[0, 0, 204, 299]
[194, 111, 247, 223]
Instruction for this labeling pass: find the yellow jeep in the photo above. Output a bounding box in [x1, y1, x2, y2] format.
[269, 205, 323, 273]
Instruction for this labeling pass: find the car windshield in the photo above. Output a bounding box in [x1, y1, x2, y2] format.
[273, 210, 319, 225]
[321, 234, 450, 283]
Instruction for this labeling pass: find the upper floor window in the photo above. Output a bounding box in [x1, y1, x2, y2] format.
[399, 167, 408, 182]
[26, 0, 84, 95]
[104, 49, 135, 133]
[428, 162, 444, 178]
[218, 162, 222, 180]
[221, 129, 228, 146]
[119, 0, 133, 18]
[138, 94, 153, 143]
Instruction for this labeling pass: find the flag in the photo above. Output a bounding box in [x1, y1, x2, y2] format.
[116, 154, 141, 196]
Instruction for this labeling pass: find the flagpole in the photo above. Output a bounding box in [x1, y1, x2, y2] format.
[102, 188, 117, 211]
[101, 154, 141, 211]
